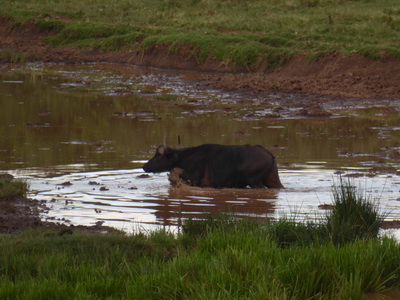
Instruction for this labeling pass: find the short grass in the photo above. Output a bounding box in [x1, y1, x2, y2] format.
[1, 178, 400, 299]
[1, 0, 400, 68]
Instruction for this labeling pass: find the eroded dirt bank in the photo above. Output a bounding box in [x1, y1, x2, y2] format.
[1, 16, 400, 99]
[205, 53, 400, 99]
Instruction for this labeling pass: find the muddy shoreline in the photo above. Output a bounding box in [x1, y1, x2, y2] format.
[1, 16, 400, 100]
[0, 193, 121, 234]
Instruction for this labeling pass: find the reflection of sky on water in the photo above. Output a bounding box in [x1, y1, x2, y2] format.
[10, 163, 400, 237]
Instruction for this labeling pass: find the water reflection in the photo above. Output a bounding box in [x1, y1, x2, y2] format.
[13, 166, 399, 233]
[18, 167, 277, 231]
[1, 63, 399, 232]
[159, 187, 277, 226]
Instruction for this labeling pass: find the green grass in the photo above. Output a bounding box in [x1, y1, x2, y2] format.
[1, 177, 399, 298]
[1, 220, 399, 298]
[327, 178, 383, 245]
[0, 176, 28, 200]
[1, 0, 400, 68]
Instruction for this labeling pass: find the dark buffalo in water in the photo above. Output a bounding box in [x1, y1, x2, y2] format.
[143, 144, 284, 188]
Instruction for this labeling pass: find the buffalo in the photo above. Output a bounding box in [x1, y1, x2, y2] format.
[143, 144, 284, 189]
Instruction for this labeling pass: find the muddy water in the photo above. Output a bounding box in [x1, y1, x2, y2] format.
[1, 63, 400, 233]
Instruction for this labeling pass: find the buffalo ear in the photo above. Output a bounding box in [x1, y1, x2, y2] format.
[158, 145, 166, 156]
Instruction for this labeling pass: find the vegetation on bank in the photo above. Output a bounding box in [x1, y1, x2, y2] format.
[1, 177, 400, 298]
[0, 175, 27, 200]
[1, 0, 400, 68]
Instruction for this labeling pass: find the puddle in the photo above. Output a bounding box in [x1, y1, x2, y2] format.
[1, 63, 399, 234]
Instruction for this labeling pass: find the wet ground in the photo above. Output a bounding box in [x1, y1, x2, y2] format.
[1, 63, 400, 235]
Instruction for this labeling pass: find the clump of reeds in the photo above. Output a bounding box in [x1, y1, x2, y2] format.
[263, 217, 328, 247]
[326, 177, 382, 245]
[264, 177, 384, 247]
[0, 175, 28, 200]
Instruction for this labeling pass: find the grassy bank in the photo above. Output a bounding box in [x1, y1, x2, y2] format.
[1, 178, 400, 298]
[3, 227, 400, 299]
[1, 0, 400, 68]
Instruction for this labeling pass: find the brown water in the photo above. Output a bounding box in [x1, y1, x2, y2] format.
[1, 63, 399, 233]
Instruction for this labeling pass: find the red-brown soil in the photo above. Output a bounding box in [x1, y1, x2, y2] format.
[205, 53, 400, 99]
[1, 16, 400, 99]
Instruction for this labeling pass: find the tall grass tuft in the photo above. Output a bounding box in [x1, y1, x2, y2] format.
[265, 217, 329, 247]
[0, 176, 28, 200]
[327, 178, 383, 245]
[182, 214, 257, 237]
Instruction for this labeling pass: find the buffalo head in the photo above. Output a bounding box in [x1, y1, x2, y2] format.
[143, 146, 179, 173]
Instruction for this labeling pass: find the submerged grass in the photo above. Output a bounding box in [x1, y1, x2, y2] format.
[1, 0, 400, 68]
[1, 178, 400, 298]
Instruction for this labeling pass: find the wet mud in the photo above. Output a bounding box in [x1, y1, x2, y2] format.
[2, 16, 400, 99]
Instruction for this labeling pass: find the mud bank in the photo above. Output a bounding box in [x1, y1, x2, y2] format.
[0, 193, 121, 234]
[1, 16, 400, 99]
[0, 173, 120, 234]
